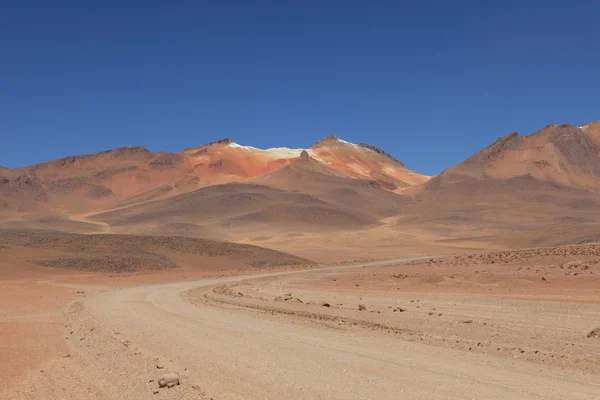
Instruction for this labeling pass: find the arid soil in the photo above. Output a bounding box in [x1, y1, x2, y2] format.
[3, 245, 600, 399]
[0, 230, 313, 399]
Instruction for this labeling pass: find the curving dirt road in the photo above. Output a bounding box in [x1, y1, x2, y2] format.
[69, 258, 600, 399]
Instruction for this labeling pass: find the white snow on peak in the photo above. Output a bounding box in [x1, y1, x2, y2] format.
[337, 138, 358, 147]
[227, 142, 305, 158]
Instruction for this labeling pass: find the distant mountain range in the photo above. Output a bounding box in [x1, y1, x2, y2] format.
[3, 121, 600, 259]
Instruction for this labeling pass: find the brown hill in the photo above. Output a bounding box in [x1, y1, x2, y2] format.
[580, 121, 600, 145]
[401, 122, 600, 250]
[309, 135, 429, 191]
[89, 181, 381, 240]
[251, 152, 412, 218]
[419, 123, 600, 192]
[0, 229, 311, 273]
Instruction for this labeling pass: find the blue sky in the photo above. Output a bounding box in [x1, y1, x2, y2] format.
[1, 1, 598, 175]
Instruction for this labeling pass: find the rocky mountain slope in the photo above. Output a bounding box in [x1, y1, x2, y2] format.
[400, 121, 600, 250]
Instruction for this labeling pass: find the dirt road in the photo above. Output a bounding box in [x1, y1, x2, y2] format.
[58, 258, 600, 400]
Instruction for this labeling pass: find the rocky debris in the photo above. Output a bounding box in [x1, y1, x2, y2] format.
[587, 328, 600, 338]
[209, 159, 224, 168]
[464, 131, 522, 165]
[358, 304, 366, 311]
[320, 302, 331, 307]
[158, 372, 180, 388]
[0, 174, 49, 205]
[3, 229, 311, 269]
[392, 307, 406, 312]
[92, 165, 138, 181]
[194, 138, 233, 149]
[48, 176, 90, 194]
[156, 364, 164, 369]
[358, 142, 405, 166]
[413, 246, 600, 269]
[33, 253, 178, 273]
[274, 293, 304, 304]
[460, 319, 473, 324]
[88, 184, 113, 199]
[148, 153, 183, 170]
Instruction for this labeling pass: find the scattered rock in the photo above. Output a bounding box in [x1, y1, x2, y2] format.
[156, 364, 164, 369]
[393, 307, 406, 312]
[320, 302, 331, 307]
[288, 297, 304, 304]
[274, 293, 303, 303]
[587, 328, 600, 338]
[358, 304, 366, 311]
[158, 372, 180, 388]
[153, 389, 159, 394]
[460, 319, 473, 324]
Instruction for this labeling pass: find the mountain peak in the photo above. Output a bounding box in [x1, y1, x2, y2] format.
[311, 134, 341, 147]
[205, 138, 234, 147]
[358, 143, 405, 167]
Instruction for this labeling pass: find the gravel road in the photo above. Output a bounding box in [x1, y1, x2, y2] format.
[66, 257, 600, 400]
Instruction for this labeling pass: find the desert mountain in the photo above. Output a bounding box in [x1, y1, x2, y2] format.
[88, 148, 412, 238]
[5, 123, 600, 260]
[308, 135, 429, 191]
[400, 121, 600, 251]
[0, 136, 425, 239]
[251, 151, 411, 218]
[420, 123, 600, 192]
[180, 136, 429, 191]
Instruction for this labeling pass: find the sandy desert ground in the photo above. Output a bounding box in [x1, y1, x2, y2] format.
[3, 241, 600, 399]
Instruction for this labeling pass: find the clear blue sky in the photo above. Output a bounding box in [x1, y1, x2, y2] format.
[1, 1, 598, 175]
